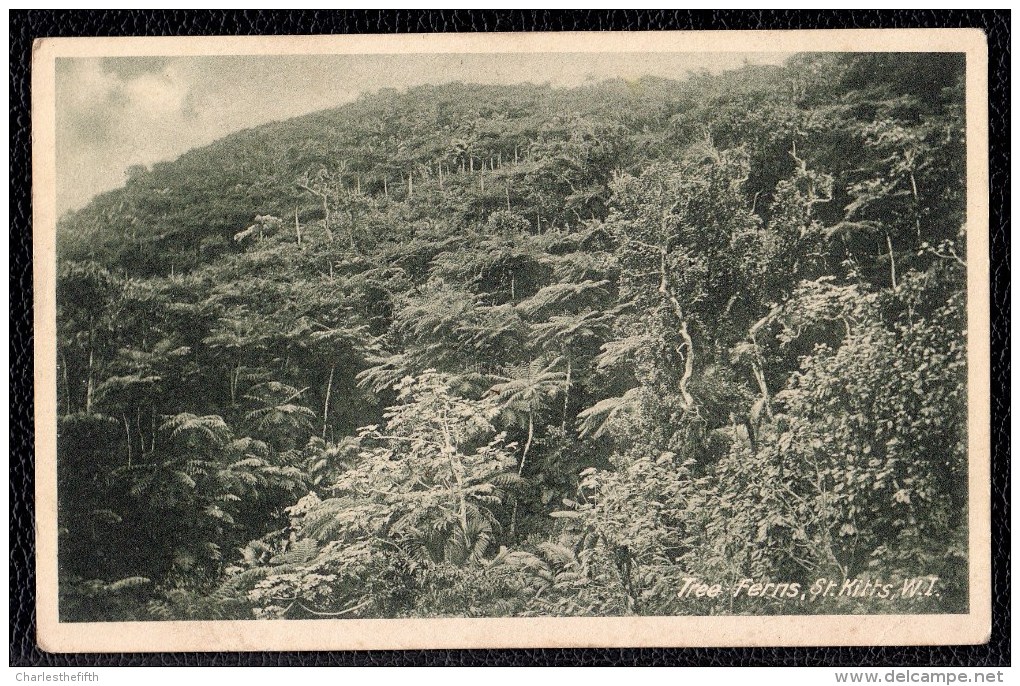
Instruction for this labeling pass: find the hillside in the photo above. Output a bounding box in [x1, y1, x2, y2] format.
[56, 53, 970, 620]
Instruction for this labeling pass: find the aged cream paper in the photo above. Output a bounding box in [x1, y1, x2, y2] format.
[32, 28, 990, 652]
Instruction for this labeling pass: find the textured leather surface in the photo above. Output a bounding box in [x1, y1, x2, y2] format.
[9, 9, 1010, 667]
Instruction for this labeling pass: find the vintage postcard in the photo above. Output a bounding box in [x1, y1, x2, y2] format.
[31, 29, 990, 652]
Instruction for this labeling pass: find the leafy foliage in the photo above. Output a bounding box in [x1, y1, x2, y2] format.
[56, 54, 969, 620]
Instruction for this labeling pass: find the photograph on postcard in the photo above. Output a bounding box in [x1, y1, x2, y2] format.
[31, 29, 990, 651]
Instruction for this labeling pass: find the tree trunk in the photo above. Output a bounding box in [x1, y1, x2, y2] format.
[85, 343, 95, 414]
[136, 407, 145, 457]
[518, 413, 534, 476]
[320, 195, 332, 241]
[123, 414, 132, 467]
[322, 364, 335, 439]
[439, 410, 469, 545]
[229, 361, 239, 406]
[562, 356, 571, 430]
[886, 232, 898, 290]
[59, 351, 71, 414]
[294, 207, 301, 245]
[657, 246, 695, 408]
[748, 307, 779, 422]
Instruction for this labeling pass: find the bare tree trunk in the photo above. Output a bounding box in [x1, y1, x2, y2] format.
[438, 410, 469, 543]
[748, 306, 779, 422]
[294, 207, 301, 245]
[908, 173, 921, 238]
[136, 407, 145, 457]
[886, 233, 898, 290]
[123, 414, 132, 467]
[85, 345, 95, 414]
[59, 351, 71, 414]
[505, 181, 511, 211]
[655, 246, 695, 408]
[511, 412, 536, 541]
[229, 361, 239, 406]
[322, 364, 335, 439]
[518, 414, 534, 476]
[562, 356, 571, 430]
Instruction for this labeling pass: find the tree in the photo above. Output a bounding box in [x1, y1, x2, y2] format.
[225, 371, 518, 618]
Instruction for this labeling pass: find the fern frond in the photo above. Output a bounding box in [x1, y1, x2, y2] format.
[576, 387, 642, 438]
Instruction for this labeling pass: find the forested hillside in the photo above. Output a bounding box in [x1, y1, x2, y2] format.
[56, 53, 970, 621]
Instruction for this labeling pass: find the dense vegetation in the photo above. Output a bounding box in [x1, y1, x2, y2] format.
[56, 53, 969, 621]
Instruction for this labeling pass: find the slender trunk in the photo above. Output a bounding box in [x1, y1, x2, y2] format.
[562, 356, 571, 430]
[657, 246, 695, 407]
[320, 196, 332, 241]
[518, 414, 534, 476]
[748, 307, 778, 422]
[136, 407, 145, 457]
[229, 361, 239, 406]
[751, 361, 772, 421]
[676, 321, 695, 408]
[322, 364, 335, 439]
[469, 157, 474, 173]
[439, 410, 469, 543]
[123, 414, 132, 467]
[510, 414, 535, 541]
[59, 351, 71, 414]
[506, 181, 511, 211]
[908, 170, 921, 239]
[85, 343, 95, 414]
[480, 171, 484, 192]
[346, 209, 357, 251]
[383, 177, 388, 197]
[886, 233, 897, 290]
[294, 207, 301, 245]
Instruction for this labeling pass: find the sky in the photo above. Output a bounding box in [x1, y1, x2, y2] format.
[55, 51, 791, 216]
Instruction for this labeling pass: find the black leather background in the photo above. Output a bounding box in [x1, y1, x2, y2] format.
[9, 9, 1010, 668]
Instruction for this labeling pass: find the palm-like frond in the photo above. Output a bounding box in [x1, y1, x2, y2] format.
[576, 387, 643, 438]
[159, 413, 232, 446]
[488, 358, 566, 417]
[595, 334, 651, 371]
[515, 279, 610, 317]
[356, 352, 412, 393]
